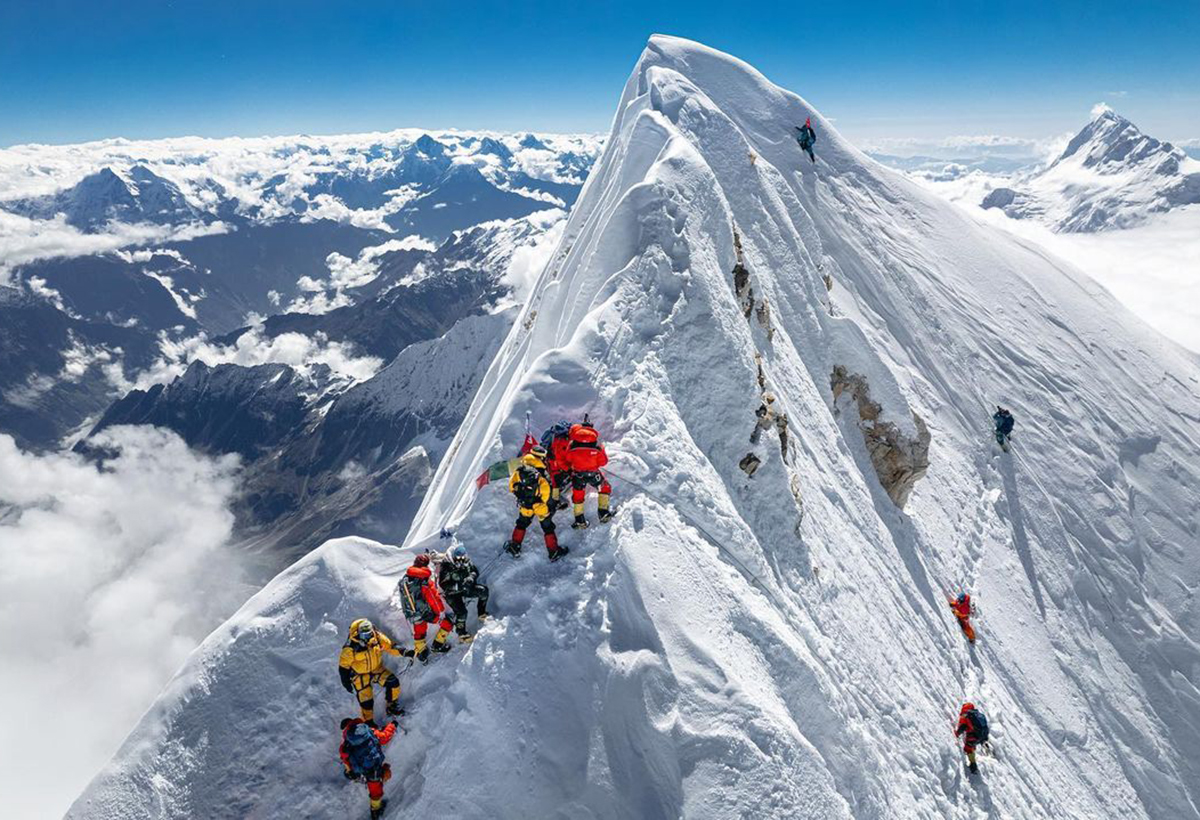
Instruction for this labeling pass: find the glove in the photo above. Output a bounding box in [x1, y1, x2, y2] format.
[343, 768, 356, 781]
[400, 647, 415, 658]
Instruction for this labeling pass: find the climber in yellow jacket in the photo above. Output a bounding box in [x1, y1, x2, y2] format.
[338, 619, 412, 723]
[505, 447, 568, 561]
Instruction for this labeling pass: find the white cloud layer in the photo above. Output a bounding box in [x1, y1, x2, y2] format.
[135, 323, 383, 389]
[0, 209, 228, 270]
[0, 426, 250, 819]
[973, 206, 1200, 353]
[861, 133, 1055, 160]
[499, 209, 567, 307]
[288, 235, 436, 314]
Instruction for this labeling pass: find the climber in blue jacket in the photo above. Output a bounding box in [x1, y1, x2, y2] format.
[796, 118, 817, 163]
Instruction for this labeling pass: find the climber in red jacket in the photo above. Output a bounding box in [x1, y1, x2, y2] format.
[340, 717, 397, 819]
[563, 418, 613, 529]
[949, 592, 976, 643]
[955, 702, 989, 774]
[541, 421, 575, 512]
[398, 554, 455, 661]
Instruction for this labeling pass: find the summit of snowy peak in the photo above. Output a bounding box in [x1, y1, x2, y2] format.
[413, 133, 449, 156]
[518, 133, 548, 150]
[2, 162, 206, 232]
[1054, 106, 1176, 170]
[476, 136, 514, 160]
[70, 166, 136, 203]
[401, 35, 1200, 819]
[77, 38, 1200, 820]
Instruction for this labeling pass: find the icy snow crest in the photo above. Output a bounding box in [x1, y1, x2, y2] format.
[76, 36, 1200, 819]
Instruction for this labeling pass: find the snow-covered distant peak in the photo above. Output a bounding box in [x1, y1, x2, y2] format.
[1054, 106, 1183, 173]
[981, 107, 1200, 230]
[3, 162, 203, 232]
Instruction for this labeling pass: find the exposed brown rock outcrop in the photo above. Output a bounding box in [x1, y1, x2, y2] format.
[831, 365, 930, 508]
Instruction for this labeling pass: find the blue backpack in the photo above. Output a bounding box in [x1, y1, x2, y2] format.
[540, 421, 571, 452]
[966, 709, 990, 743]
[344, 723, 385, 775]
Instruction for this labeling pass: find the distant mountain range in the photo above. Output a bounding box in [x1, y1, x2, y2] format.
[0, 129, 599, 558]
[0, 129, 600, 452]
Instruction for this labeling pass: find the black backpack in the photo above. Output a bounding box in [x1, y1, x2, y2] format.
[966, 709, 989, 743]
[514, 465, 542, 503]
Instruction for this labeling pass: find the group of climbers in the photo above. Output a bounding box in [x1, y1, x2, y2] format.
[335, 545, 491, 812]
[332, 395, 1010, 811]
[336, 546, 491, 816]
[944, 407, 1017, 774]
[337, 619, 410, 818]
[504, 415, 613, 559]
[334, 415, 612, 816]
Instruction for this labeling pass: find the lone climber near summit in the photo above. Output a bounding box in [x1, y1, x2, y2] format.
[994, 406, 1015, 451]
[956, 703, 990, 774]
[437, 544, 490, 642]
[398, 553, 456, 661]
[796, 117, 817, 163]
[563, 418, 613, 529]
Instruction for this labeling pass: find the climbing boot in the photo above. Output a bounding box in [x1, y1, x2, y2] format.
[386, 701, 405, 717]
[414, 639, 429, 663]
[504, 540, 522, 557]
[598, 507, 614, 523]
[572, 515, 589, 530]
[548, 544, 570, 562]
[370, 798, 388, 819]
[431, 639, 452, 654]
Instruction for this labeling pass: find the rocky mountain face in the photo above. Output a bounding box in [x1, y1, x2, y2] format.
[0, 287, 159, 449]
[85, 309, 511, 558]
[981, 108, 1200, 231]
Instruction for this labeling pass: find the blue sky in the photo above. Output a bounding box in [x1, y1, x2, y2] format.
[3, 0, 1198, 148]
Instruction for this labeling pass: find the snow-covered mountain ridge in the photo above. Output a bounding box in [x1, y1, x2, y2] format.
[75, 36, 1200, 820]
[981, 106, 1200, 231]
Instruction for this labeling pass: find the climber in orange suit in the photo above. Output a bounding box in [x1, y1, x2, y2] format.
[949, 592, 976, 643]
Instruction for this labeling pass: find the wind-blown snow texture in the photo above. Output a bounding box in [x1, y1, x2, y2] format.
[75, 36, 1200, 820]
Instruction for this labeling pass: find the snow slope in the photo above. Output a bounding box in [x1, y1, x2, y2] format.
[75, 36, 1200, 819]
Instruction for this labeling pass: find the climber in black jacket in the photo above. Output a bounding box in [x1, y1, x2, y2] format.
[437, 544, 490, 642]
